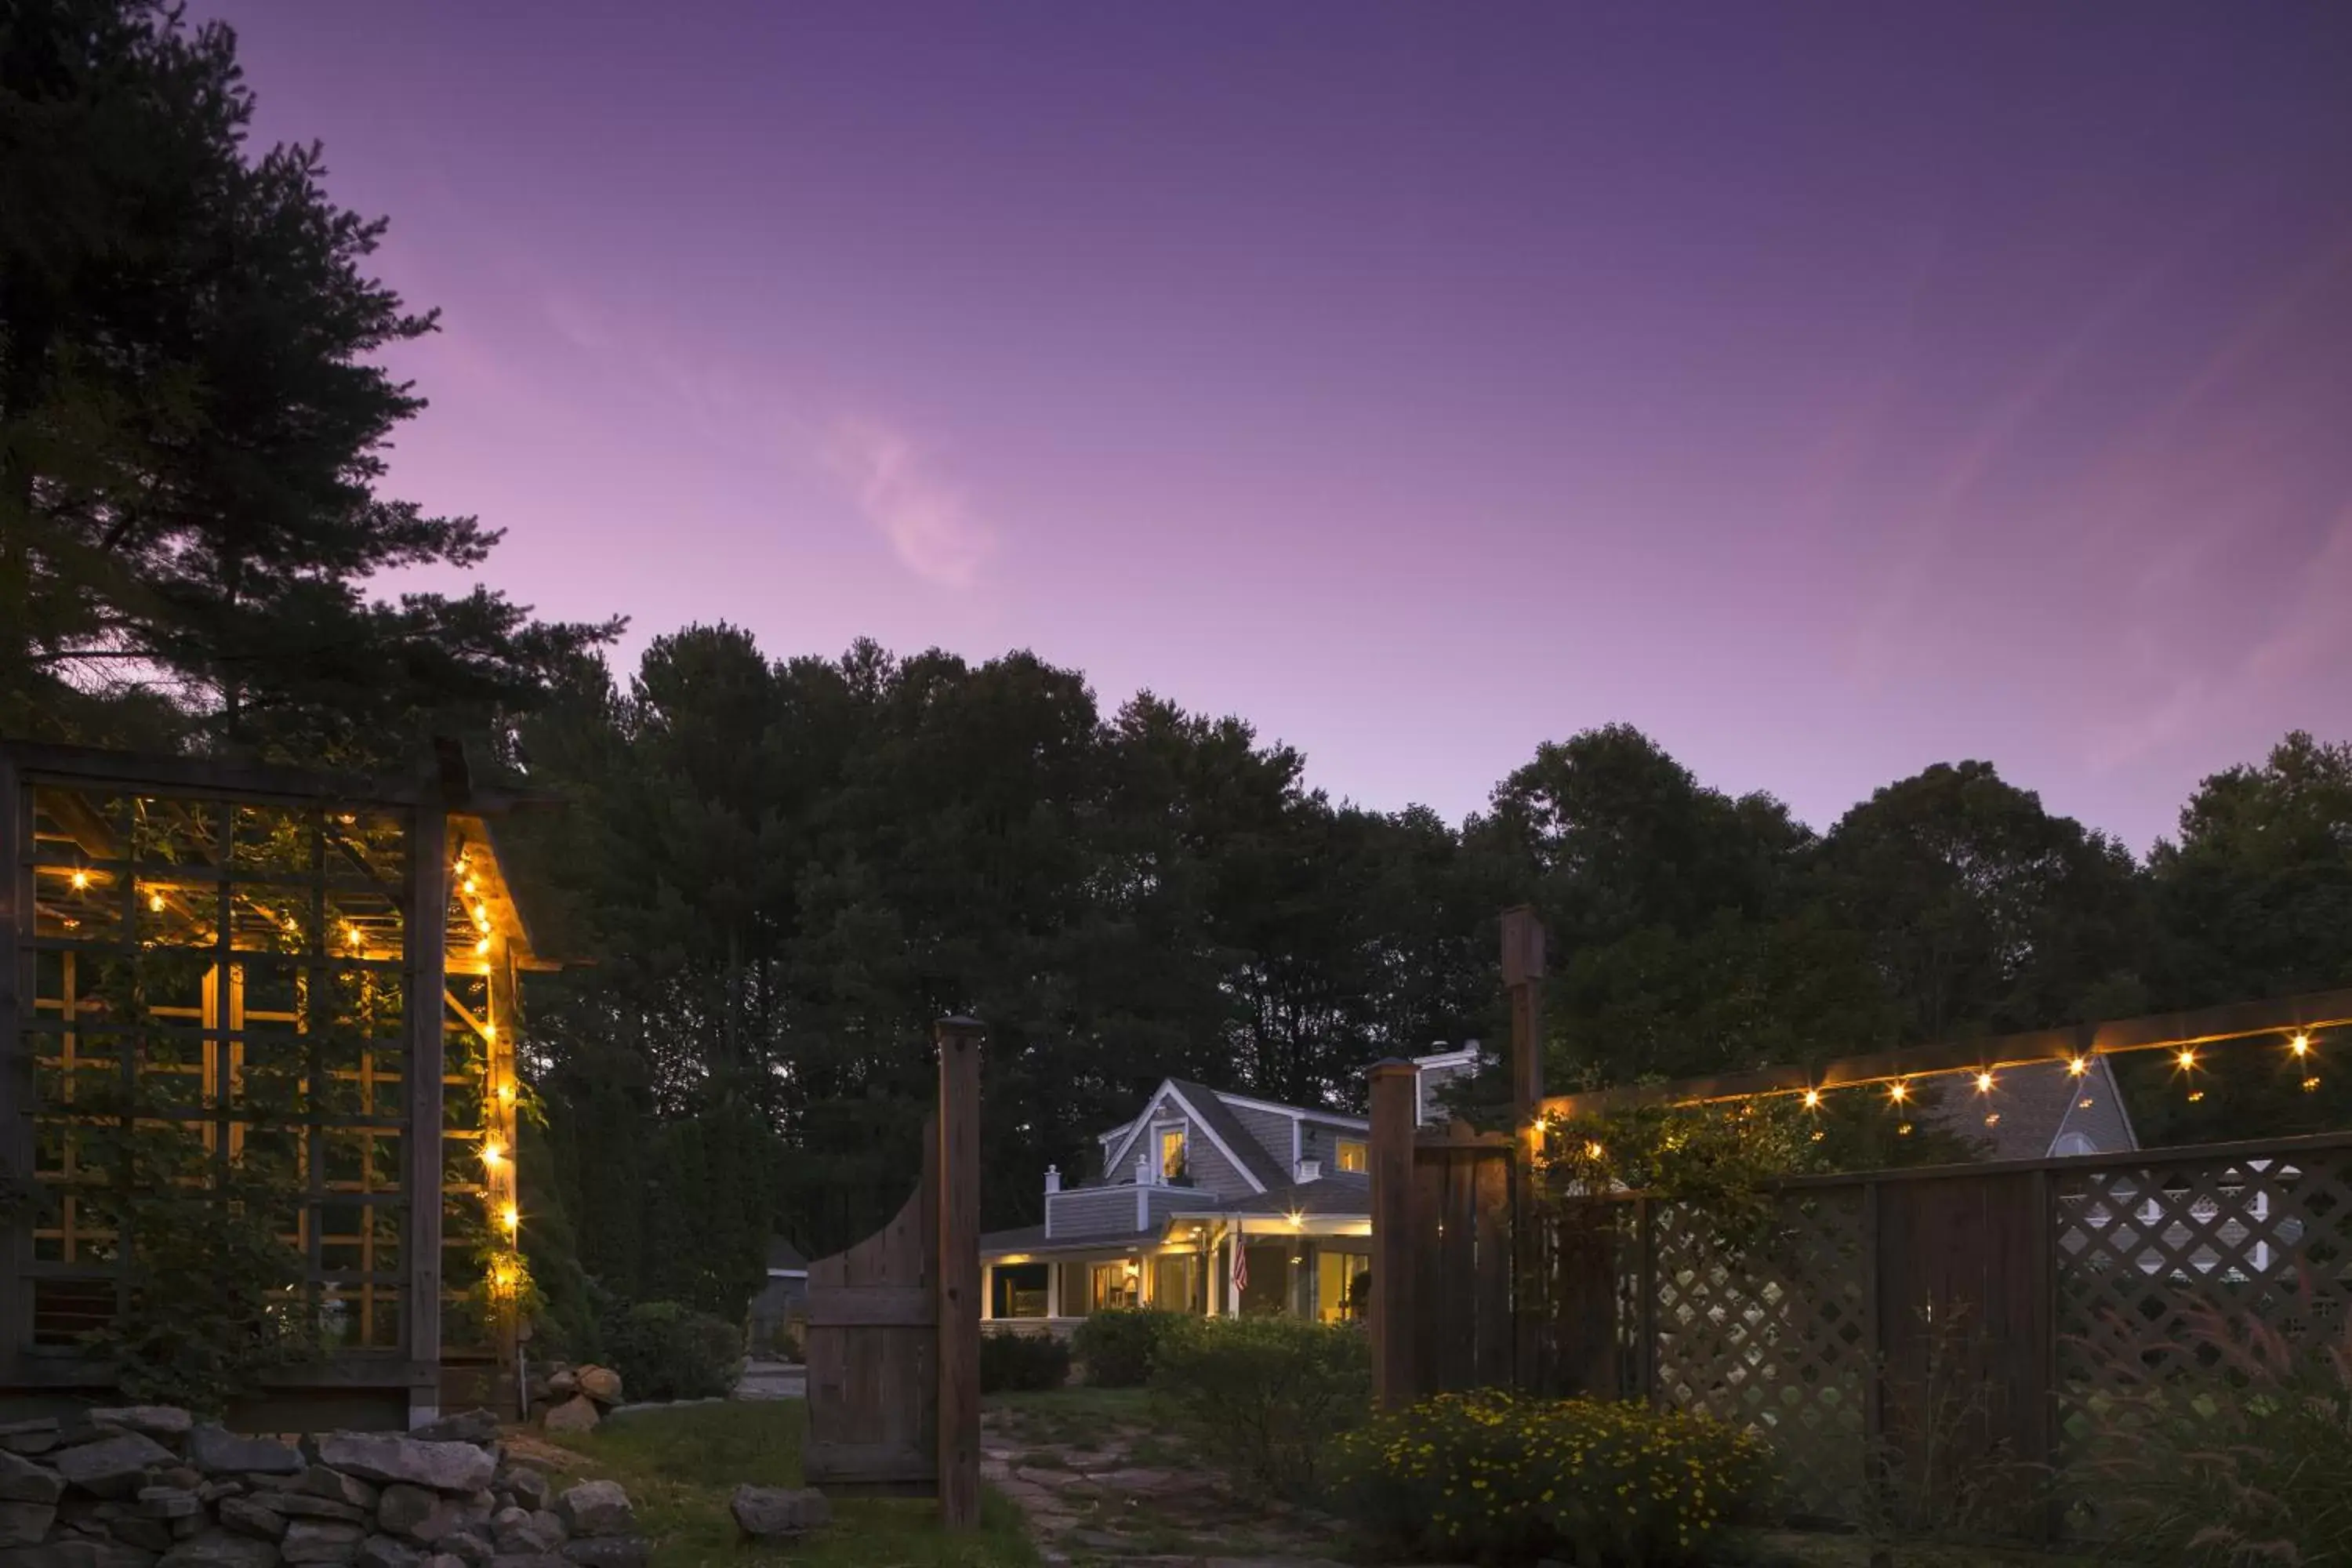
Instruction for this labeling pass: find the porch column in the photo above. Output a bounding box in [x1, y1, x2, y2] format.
[1226, 1224, 1243, 1317]
[1046, 1262, 1061, 1320]
[981, 1264, 993, 1322]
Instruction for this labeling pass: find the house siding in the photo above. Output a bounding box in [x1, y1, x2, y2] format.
[1299, 1117, 1368, 1172]
[1170, 1116, 1256, 1200]
[1046, 1184, 1198, 1240]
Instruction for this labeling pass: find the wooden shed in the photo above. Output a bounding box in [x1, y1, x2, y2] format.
[0, 741, 554, 1429]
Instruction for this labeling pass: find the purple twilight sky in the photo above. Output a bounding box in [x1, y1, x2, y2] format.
[201, 2, 2352, 851]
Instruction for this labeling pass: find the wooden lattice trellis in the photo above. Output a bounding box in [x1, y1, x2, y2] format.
[1649, 1189, 1872, 1519]
[2053, 1145, 2352, 1446]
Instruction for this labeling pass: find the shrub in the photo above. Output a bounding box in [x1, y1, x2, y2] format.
[2069, 1293, 2352, 1565]
[1149, 1315, 1371, 1499]
[1071, 1308, 1185, 1388]
[1330, 1392, 1774, 1566]
[601, 1299, 745, 1402]
[980, 1329, 1072, 1392]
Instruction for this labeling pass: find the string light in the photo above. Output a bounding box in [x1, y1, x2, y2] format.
[1802, 1088, 1822, 1110]
[147, 891, 165, 913]
[1584, 1140, 1605, 1160]
[2290, 1033, 2312, 1058]
[2303, 1076, 2322, 1093]
[69, 869, 89, 891]
[500, 1204, 520, 1235]
[481, 1140, 506, 1168]
[2176, 1048, 2198, 1072]
[496, 1082, 517, 1106]
[1974, 1071, 1996, 1094]
[1888, 1080, 1910, 1105]
[474, 937, 490, 956]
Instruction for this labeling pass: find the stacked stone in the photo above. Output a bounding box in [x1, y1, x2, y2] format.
[527, 1370, 619, 1438]
[0, 1410, 647, 1568]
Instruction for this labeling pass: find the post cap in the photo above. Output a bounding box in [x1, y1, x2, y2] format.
[1369, 1058, 1420, 1077]
[934, 1014, 987, 1039]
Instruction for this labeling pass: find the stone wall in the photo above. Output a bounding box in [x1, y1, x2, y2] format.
[0, 1407, 646, 1568]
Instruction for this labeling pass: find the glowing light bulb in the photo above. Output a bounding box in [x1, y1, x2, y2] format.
[474, 937, 489, 955]
[1802, 1089, 1822, 1110]
[1888, 1081, 1909, 1105]
[481, 1022, 496, 1043]
[1584, 1141, 1605, 1160]
[1975, 1071, 1996, 1094]
[2176, 1048, 2198, 1072]
[500, 1204, 519, 1234]
[2067, 1057, 2090, 1077]
[2290, 1033, 2311, 1058]
[463, 877, 479, 894]
[70, 869, 89, 891]
[345, 924, 363, 949]
[481, 1141, 506, 1167]
[148, 891, 165, 913]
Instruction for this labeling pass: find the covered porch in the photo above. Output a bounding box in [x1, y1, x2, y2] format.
[982, 1212, 1370, 1334]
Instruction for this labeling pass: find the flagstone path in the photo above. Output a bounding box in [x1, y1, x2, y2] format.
[979, 1403, 1354, 1568]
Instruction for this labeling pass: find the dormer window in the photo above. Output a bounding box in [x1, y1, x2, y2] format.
[1159, 1125, 1189, 1182]
[1334, 1138, 1368, 1174]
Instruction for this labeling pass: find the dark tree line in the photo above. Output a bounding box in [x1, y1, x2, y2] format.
[496, 627, 2352, 1327]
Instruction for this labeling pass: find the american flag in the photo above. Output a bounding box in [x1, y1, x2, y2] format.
[1231, 1240, 1248, 1297]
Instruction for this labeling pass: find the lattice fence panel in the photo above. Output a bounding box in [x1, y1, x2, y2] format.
[2053, 1145, 2352, 1457]
[1650, 1186, 1871, 1519]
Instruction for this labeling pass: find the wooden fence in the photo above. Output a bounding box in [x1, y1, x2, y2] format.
[802, 1018, 984, 1528]
[1372, 1095, 2352, 1526]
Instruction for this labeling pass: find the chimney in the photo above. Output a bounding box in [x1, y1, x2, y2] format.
[1044, 1164, 1062, 1195]
[1136, 1154, 1152, 1189]
[1295, 1158, 1323, 1183]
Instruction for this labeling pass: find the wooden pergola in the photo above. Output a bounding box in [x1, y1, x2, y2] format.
[0, 741, 555, 1430]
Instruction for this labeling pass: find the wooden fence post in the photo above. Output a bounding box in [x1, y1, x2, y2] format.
[1370, 1058, 1420, 1409]
[1501, 906, 1548, 1389]
[1501, 906, 1545, 1121]
[935, 1016, 985, 1530]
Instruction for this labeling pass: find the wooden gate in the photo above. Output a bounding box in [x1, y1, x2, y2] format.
[802, 1018, 982, 1526]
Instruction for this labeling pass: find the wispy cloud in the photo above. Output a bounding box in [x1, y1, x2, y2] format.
[821, 418, 995, 590]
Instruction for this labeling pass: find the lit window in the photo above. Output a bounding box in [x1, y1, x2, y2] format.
[1334, 1138, 1368, 1174]
[1159, 1127, 1187, 1181]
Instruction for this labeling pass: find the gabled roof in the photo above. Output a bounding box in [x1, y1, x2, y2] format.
[1167, 1080, 1294, 1191]
[766, 1236, 808, 1273]
[1919, 1056, 2138, 1161]
[1198, 1171, 1371, 1219]
[1100, 1080, 1292, 1194]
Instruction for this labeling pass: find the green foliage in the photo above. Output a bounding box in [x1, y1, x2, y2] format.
[599, 1300, 745, 1403]
[2069, 1294, 2352, 1566]
[78, 1127, 319, 1416]
[1331, 1392, 1775, 1566]
[1147, 1315, 1371, 1499]
[979, 1330, 1072, 1393]
[1541, 1098, 1829, 1246]
[1069, 1308, 1185, 1388]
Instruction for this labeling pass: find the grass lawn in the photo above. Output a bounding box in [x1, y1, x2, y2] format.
[532, 1400, 1038, 1568]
